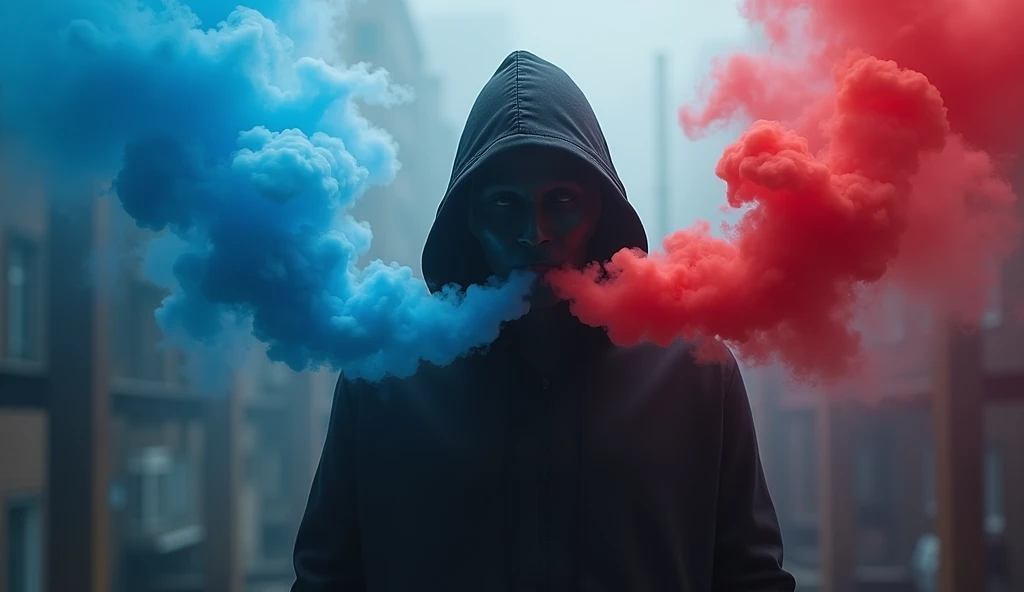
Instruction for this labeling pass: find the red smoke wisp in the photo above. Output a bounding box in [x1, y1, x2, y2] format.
[549, 0, 1023, 382]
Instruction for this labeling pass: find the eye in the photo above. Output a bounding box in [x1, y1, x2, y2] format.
[549, 189, 578, 204]
[482, 190, 517, 208]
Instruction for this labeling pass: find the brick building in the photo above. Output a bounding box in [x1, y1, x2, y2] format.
[747, 177, 1024, 591]
[341, 0, 458, 270]
[0, 187, 339, 592]
[0, 1, 450, 591]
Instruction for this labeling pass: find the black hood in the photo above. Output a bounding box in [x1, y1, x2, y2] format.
[421, 50, 649, 292]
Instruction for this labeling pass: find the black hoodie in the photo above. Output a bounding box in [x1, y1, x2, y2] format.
[293, 50, 796, 592]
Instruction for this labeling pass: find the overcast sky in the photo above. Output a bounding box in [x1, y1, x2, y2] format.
[407, 0, 758, 245]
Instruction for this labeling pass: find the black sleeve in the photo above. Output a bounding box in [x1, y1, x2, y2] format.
[292, 376, 365, 591]
[711, 362, 797, 592]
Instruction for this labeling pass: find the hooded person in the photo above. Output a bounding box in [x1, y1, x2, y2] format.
[292, 50, 796, 592]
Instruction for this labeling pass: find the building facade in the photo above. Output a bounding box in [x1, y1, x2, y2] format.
[340, 0, 458, 272]
[748, 219, 1024, 591]
[0, 192, 337, 592]
[0, 1, 450, 591]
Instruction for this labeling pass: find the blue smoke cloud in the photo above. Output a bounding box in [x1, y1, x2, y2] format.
[0, 0, 532, 382]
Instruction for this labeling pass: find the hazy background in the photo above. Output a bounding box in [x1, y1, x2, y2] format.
[0, 1, 1021, 592]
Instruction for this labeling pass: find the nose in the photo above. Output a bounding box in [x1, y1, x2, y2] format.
[517, 215, 552, 248]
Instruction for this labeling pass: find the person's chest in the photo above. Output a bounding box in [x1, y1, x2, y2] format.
[351, 346, 724, 590]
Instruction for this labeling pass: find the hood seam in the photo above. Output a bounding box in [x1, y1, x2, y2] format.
[514, 52, 522, 132]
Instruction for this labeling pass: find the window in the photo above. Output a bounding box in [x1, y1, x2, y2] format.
[127, 446, 195, 534]
[5, 235, 40, 361]
[856, 424, 897, 516]
[6, 496, 43, 592]
[855, 439, 879, 505]
[116, 279, 167, 381]
[854, 426, 893, 512]
[922, 442, 937, 518]
[787, 411, 818, 518]
[985, 444, 1006, 535]
[981, 264, 1003, 329]
[855, 426, 898, 564]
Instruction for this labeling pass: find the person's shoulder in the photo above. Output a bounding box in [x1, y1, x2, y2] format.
[336, 349, 489, 400]
[611, 337, 737, 378]
[600, 338, 742, 413]
[588, 339, 737, 428]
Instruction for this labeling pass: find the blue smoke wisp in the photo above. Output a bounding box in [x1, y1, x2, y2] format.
[0, 0, 532, 382]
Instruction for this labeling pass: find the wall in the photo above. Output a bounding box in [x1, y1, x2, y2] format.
[0, 411, 46, 592]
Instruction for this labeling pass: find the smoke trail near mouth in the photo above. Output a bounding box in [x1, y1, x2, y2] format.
[549, 0, 1023, 382]
[0, 0, 532, 383]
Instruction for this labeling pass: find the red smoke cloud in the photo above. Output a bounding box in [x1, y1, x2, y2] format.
[549, 0, 1023, 382]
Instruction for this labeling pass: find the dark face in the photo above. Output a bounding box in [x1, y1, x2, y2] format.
[469, 147, 603, 307]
